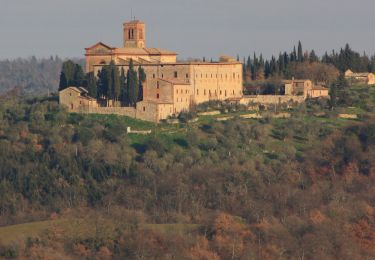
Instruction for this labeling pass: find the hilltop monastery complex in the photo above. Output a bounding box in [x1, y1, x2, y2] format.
[59, 20, 329, 123]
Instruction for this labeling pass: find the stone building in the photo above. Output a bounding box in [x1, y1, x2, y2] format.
[283, 79, 329, 98]
[345, 69, 375, 85]
[59, 87, 98, 112]
[82, 19, 243, 122]
[60, 19, 328, 123]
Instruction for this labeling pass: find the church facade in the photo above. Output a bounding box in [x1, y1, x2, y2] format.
[82, 20, 243, 122]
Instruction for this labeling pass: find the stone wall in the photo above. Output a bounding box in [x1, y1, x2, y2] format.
[241, 95, 305, 105]
[87, 106, 137, 118]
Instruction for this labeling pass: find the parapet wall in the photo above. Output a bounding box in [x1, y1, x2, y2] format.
[241, 95, 305, 105]
[87, 107, 137, 118]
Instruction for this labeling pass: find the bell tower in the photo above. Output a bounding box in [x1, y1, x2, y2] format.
[123, 20, 146, 48]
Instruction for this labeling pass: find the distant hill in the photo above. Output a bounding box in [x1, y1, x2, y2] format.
[0, 57, 85, 95]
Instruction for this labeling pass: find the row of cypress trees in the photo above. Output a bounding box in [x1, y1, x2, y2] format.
[241, 42, 375, 82]
[59, 59, 146, 107]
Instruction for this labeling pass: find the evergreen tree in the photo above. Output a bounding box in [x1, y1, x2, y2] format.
[297, 41, 303, 62]
[58, 60, 76, 90]
[120, 67, 128, 105]
[329, 81, 338, 109]
[73, 64, 85, 86]
[109, 61, 120, 102]
[138, 66, 146, 102]
[59, 72, 68, 91]
[309, 50, 319, 63]
[264, 61, 271, 78]
[127, 59, 139, 107]
[86, 72, 97, 98]
[97, 67, 109, 102]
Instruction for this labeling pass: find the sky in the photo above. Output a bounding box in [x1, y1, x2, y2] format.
[1, 0, 374, 60]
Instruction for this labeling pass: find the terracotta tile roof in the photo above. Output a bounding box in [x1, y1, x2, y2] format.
[85, 42, 115, 50]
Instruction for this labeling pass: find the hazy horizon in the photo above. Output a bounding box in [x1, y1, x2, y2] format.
[1, 0, 375, 60]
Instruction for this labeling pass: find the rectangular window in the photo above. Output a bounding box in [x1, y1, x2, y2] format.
[204, 89, 206, 95]
[153, 74, 155, 79]
[174, 71, 178, 78]
[186, 73, 189, 78]
[157, 93, 160, 99]
[197, 89, 199, 95]
[143, 106, 145, 111]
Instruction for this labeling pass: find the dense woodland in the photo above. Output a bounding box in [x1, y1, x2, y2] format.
[0, 80, 375, 258]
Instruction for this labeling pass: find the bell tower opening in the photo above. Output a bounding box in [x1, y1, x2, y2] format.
[123, 20, 146, 48]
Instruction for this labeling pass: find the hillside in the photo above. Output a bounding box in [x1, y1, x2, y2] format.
[0, 84, 375, 259]
[0, 57, 84, 95]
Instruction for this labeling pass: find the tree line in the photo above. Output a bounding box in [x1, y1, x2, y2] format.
[241, 42, 375, 82]
[58, 59, 146, 107]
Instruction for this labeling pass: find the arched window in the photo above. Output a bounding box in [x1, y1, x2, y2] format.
[100, 60, 106, 65]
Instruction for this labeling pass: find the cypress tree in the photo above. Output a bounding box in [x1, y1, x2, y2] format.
[138, 66, 146, 102]
[86, 72, 97, 98]
[109, 61, 120, 102]
[120, 67, 128, 105]
[58, 60, 76, 90]
[58, 72, 68, 91]
[297, 41, 303, 62]
[73, 64, 85, 86]
[127, 59, 139, 107]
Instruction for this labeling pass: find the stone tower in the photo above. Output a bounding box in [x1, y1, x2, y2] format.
[123, 20, 146, 48]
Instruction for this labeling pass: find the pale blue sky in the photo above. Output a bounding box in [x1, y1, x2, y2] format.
[1, 0, 374, 60]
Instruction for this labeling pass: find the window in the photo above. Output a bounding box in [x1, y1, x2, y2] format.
[209, 90, 211, 96]
[233, 73, 235, 78]
[162, 73, 164, 78]
[157, 82, 159, 88]
[197, 89, 199, 95]
[71, 104, 74, 109]
[157, 93, 160, 99]
[220, 90, 222, 95]
[225, 90, 227, 97]
[143, 106, 145, 111]
[79, 101, 82, 105]
[204, 89, 206, 95]
[153, 74, 155, 79]
[186, 90, 188, 94]
[69, 93, 72, 96]
[186, 73, 189, 78]
[174, 71, 178, 78]
[233, 90, 234, 95]
[177, 89, 178, 94]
